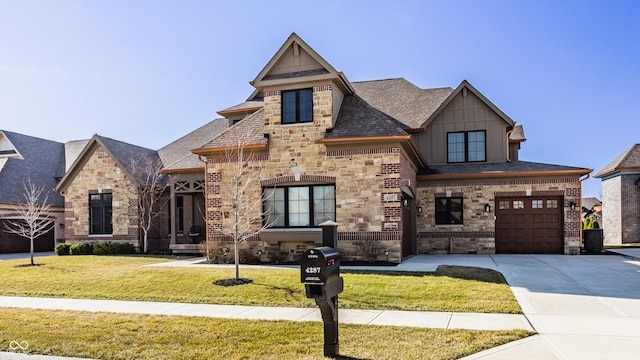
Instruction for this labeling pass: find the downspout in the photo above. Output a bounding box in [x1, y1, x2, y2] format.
[578, 172, 591, 250]
[506, 123, 516, 162]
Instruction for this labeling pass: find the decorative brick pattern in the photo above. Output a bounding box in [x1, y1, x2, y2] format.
[417, 177, 583, 255]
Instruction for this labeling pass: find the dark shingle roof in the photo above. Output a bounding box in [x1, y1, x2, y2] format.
[0, 130, 65, 207]
[352, 78, 453, 129]
[94, 135, 163, 185]
[328, 94, 409, 138]
[595, 144, 640, 178]
[420, 160, 590, 177]
[158, 119, 228, 171]
[199, 109, 268, 150]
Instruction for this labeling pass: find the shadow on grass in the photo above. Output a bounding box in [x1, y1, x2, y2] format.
[343, 265, 508, 285]
[14, 263, 43, 268]
[251, 282, 307, 303]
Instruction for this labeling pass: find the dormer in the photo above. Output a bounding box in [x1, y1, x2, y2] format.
[217, 89, 264, 126]
[250, 33, 355, 134]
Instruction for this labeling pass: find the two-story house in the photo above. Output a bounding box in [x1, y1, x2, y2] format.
[193, 33, 592, 263]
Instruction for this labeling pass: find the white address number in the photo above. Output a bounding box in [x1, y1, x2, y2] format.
[305, 266, 322, 274]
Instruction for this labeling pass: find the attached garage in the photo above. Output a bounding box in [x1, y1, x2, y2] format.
[495, 196, 564, 254]
[0, 219, 55, 253]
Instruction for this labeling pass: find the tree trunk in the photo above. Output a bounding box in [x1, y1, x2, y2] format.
[30, 236, 34, 266]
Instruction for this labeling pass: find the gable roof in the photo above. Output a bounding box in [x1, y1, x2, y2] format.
[194, 109, 268, 154]
[158, 119, 229, 172]
[0, 130, 65, 207]
[352, 78, 453, 129]
[56, 134, 162, 192]
[424, 80, 515, 129]
[595, 144, 640, 178]
[251, 32, 354, 94]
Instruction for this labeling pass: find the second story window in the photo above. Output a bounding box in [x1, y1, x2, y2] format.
[282, 88, 313, 124]
[447, 130, 486, 163]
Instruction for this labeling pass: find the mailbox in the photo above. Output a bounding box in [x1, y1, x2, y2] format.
[300, 246, 343, 358]
[301, 247, 343, 299]
[300, 247, 340, 285]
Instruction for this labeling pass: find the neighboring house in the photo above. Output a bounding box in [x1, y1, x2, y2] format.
[55, 135, 170, 252]
[0, 130, 65, 253]
[581, 197, 602, 226]
[595, 144, 640, 244]
[192, 33, 592, 263]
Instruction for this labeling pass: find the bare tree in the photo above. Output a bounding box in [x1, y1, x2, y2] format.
[220, 138, 275, 281]
[3, 178, 54, 265]
[128, 154, 170, 253]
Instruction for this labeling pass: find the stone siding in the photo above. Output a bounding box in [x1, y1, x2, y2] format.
[62, 145, 140, 247]
[204, 84, 410, 263]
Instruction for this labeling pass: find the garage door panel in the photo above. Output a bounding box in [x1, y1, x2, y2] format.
[495, 196, 563, 254]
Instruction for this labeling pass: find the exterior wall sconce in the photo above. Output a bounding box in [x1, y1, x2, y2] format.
[403, 199, 408, 206]
[417, 206, 422, 215]
[569, 201, 577, 210]
[256, 250, 262, 256]
[484, 204, 491, 212]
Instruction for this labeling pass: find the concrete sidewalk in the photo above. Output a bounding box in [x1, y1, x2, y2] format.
[0, 295, 532, 331]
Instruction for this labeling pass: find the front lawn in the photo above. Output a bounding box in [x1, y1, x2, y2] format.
[0, 255, 521, 314]
[0, 308, 532, 360]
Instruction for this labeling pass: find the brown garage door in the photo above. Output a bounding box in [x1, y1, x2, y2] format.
[0, 219, 55, 253]
[495, 196, 564, 254]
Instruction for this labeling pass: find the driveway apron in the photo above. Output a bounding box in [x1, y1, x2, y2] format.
[491, 254, 640, 359]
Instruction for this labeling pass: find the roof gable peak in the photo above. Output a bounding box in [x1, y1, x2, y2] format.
[423, 80, 515, 128]
[251, 33, 354, 94]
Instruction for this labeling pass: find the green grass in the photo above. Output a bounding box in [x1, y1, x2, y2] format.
[0, 308, 532, 360]
[0, 255, 521, 313]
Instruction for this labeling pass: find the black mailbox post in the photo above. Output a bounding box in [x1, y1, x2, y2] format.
[301, 246, 344, 358]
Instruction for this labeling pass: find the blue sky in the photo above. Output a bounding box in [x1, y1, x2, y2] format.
[1, 0, 639, 199]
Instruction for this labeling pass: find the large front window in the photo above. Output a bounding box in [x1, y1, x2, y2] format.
[435, 197, 463, 225]
[282, 88, 313, 124]
[89, 193, 112, 234]
[447, 130, 486, 163]
[263, 185, 335, 227]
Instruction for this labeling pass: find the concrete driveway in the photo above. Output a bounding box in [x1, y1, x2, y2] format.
[398, 253, 640, 359]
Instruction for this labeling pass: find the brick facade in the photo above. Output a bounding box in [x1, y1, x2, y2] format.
[602, 174, 640, 244]
[417, 177, 583, 255]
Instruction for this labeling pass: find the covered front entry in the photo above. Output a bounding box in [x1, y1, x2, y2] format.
[495, 196, 564, 254]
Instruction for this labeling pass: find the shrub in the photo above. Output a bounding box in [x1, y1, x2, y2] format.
[69, 242, 93, 255]
[55, 243, 71, 256]
[93, 242, 110, 255]
[111, 242, 136, 254]
[356, 238, 383, 262]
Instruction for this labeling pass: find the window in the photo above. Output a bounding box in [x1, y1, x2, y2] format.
[282, 88, 313, 124]
[435, 197, 463, 225]
[176, 196, 184, 233]
[532, 200, 543, 209]
[264, 185, 335, 227]
[89, 193, 112, 234]
[447, 130, 486, 163]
